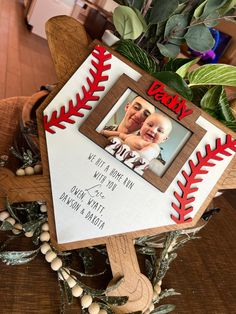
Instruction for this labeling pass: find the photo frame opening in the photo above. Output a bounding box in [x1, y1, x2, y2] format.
[80, 74, 206, 192]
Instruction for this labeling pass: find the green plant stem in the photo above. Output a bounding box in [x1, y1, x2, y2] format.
[186, 15, 236, 29]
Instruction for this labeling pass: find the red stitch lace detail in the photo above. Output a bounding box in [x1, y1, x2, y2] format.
[44, 46, 112, 134]
[171, 134, 236, 224]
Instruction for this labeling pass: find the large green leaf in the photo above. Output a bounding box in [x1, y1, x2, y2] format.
[218, 87, 236, 122]
[188, 64, 236, 86]
[176, 57, 200, 78]
[164, 58, 194, 72]
[164, 14, 189, 45]
[200, 86, 221, 110]
[184, 24, 215, 52]
[203, 11, 220, 27]
[200, 86, 236, 130]
[133, 8, 148, 30]
[113, 6, 144, 40]
[153, 71, 193, 100]
[149, 0, 179, 24]
[156, 43, 180, 58]
[201, 0, 228, 18]
[115, 40, 159, 74]
[191, 85, 209, 106]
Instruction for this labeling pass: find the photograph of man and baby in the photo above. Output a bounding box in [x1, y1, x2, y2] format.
[98, 90, 191, 177]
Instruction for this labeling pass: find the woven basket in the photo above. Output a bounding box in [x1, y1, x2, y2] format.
[0, 97, 29, 156]
[0, 90, 49, 170]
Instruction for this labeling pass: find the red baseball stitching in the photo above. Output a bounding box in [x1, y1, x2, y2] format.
[44, 46, 112, 134]
[171, 134, 236, 224]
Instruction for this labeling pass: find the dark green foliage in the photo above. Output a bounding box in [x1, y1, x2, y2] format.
[153, 71, 193, 100]
[115, 39, 159, 74]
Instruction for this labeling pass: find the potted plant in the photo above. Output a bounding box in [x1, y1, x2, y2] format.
[106, 0, 236, 131]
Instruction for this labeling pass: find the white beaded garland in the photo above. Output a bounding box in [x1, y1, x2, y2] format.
[66, 275, 77, 288]
[45, 250, 57, 263]
[39, 231, 50, 242]
[72, 284, 83, 297]
[58, 268, 70, 280]
[40, 242, 51, 254]
[81, 294, 93, 309]
[51, 257, 62, 271]
[25, 231, 34, 237]
[41, 222, 49, 231]
[40, 204, 47, 213]
[12, 223, 23, 235]
[0, 211, 10, 221]
[88, 302, 100, 314]
[24, 166, 34, 176]
[16, 168, 25, 176]
[98, 310, 107, 314]
[5, 217, 16, 225]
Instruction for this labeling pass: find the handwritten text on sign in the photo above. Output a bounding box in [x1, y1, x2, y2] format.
[58, 152, 136, 230]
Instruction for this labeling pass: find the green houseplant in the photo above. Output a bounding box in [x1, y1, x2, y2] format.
[111, 0, 236, 131]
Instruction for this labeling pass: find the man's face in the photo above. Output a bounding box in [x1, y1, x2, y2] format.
[124, 97, 155, 133]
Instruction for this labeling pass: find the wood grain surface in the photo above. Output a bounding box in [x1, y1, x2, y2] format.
[0, 0, 57, 99]
[45, 15, 91, 82]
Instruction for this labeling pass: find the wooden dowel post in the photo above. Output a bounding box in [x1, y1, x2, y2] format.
[106, 235, 153, 313]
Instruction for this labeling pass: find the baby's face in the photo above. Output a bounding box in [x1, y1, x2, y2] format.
[140, 113, 172, 144]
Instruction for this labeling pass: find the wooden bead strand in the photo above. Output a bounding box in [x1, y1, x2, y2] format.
[81, 295, 93, 309]
[88, 302, 100, 314]
[0, 211, 10, 221]
[15, 168, 26, 176]
[0, 209, 97, 312]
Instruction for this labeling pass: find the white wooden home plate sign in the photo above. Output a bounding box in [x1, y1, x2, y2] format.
[41, 43, 235, 312]
[43, 44, 235, 246]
